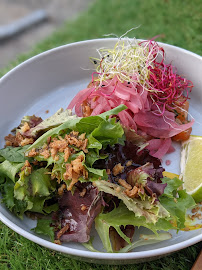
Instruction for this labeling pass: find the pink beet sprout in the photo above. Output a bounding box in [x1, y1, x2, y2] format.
[147, 62, 193, 115]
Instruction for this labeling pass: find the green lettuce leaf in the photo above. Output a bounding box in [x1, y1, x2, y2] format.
[0, 177, 31, 218]
[87, 135, 102, 151]
[12, 168, 57, 216]
[26, 104, 126, 154]
[159, 178, 195, 229]
[159, 177, 195, 229]
[0, 156, 5, 162]
[161, 177, 183, 198]
[25, 105, 126, 186]
[91, 117, 125, 148]
[75, 105, 127, 134]
[119, 233, 172, 253]
[95, 202, 172, 252]
[94, 180, 169, 224]
[0, 160, 24, 182]
[0, 145, 30, 163]
[32, 219, 55, 241]
[85, 149, 107, 167]
[14, 168, 56, 199]
[20, 109, 78, 138]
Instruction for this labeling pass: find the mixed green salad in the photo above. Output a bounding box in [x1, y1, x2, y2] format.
[0, 105, 195, 252]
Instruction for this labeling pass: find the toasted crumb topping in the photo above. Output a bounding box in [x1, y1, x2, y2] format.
[58, 183, 67, 196]
[64, 147, 71, 162]
[189, 212, 202, 220]
[125, 186, 138, 198]
[117, 178, 143, 199]
[63, 155, 88, 191]
[118, 178, 132, 190]
[21, 160, 32, 175]
[27, 148, 38, 157]
[71, 155, 84, 174]
[49, 137, 68, 153]
[63, 163, 73, 181]
[112, 163, 124, 176]
[79, 188, 87, 197]
[21, 122, 30, 133]
[54, 240, 61, 245]
[81, 204, 87, 211]
[40, 149, 50, 159]
[5, 132, 33, 147]
[115, 186, 121, 192]
[27, 131, 88, 162]
[56, 224, 70, 240]
[25, 130, 90, 190]
[191, 207, 200, 213]
[67, 176, 79, 191]
[20, 137, 34, 146]
[126, 160, 133, 167]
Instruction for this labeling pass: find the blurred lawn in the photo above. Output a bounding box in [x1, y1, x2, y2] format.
[0, 0, 202, 269]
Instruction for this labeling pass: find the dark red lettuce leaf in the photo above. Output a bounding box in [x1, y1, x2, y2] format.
[126, 162, 166, 197]
[56, 183, 102, 243]
[28, 115, 43, 128]
[145, 179, 167, 197]
[94, 141, 162, 184]
[110, 225, 135, 251]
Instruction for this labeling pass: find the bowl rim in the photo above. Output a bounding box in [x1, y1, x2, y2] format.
[0, 38, 201, 261]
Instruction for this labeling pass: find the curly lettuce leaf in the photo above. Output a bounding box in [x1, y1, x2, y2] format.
[161, 177, 183, 198]
[0, 160, 24, 182]
[0, 177, 32, 218]
[11, 168, 57, 216]
[91, 117, 125, 148]
[159, 176, 195, 229]
[26, 105, 126, 153]
[14, 168, 56, 200]
[94, 180, 169, 224]
[26, 105, 126, 185]
[26, 118, 81, 152]
[95, 202, 172, 252]
[26, 108, 77, 137]
[85, 149, 107, 167]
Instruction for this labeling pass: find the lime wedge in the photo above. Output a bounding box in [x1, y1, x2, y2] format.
[180, 135, 202, 203]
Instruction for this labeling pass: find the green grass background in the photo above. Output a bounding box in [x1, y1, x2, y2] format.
[0, 0, 201, 269]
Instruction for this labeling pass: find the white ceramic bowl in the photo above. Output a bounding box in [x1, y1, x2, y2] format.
[0, 39, 202, 264]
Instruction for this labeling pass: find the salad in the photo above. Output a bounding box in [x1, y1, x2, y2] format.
[0, 38, 199, 253]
